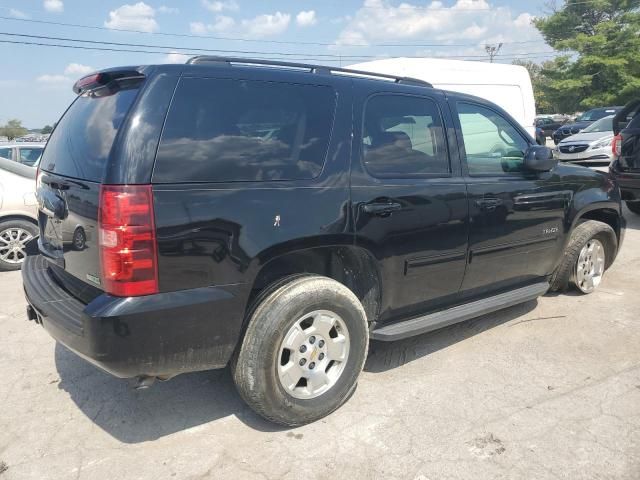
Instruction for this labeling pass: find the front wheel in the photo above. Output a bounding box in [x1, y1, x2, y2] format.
[550, 220, 616, 294]
[232, 275, 369, 426]
[626, 201, 640, 215]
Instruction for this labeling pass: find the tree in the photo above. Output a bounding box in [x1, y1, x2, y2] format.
[0, 119, 28, 141]
[512, 59, 555, 113]
[533, 0, 640, 112]
[41, 125, 53, 134]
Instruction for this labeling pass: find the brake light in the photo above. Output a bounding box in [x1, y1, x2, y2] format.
[99, 185, 158, 297]
[612, 134, 622, 156]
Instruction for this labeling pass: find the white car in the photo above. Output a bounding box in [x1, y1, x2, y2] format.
[0, 142, 46, 167]
[556, 115, 614, 171]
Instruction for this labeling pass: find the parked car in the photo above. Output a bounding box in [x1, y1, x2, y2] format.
[348, 57, 537, 137]
[536, 117, 564, 137]
[0, 157, 38, 270]
[22, 58, 625, 426]
[556, 115, 615, 171]
[610, 99, 640, 215]
[552, 107, 622, 144]
[0, 143, 45, 166]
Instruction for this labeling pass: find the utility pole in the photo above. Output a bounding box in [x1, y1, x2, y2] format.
[485, 43, 503, 63]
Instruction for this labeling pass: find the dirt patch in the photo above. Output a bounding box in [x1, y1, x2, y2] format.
[467, 433, 506, 459]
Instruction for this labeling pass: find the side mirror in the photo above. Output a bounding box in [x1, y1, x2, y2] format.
[524, 145, 557, 172]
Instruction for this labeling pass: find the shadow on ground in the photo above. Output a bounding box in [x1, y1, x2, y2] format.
[623, 204, 640, 230]
[55, 299, 538, 443]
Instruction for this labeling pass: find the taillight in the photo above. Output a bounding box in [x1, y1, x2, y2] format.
[99, 185, 158, 297]
[612, 134, 622, 156]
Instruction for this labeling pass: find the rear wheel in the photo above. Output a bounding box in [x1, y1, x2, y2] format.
[550, 220, 616, 294]
[626, 201, 640, 215]
[0, 219, 38, 271]
[232, 275, 369, 426]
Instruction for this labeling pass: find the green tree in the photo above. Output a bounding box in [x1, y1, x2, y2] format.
[512, 59, 555, 113]
[0, 119, 28, 141]
[534, 0, 640, 112]
[41, 125, 53, 134]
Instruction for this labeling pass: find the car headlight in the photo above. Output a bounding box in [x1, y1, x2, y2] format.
[591, 137, 613, 149]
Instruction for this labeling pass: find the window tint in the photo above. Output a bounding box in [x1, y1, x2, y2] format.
[362, 95, 449, 177]
[18, 147, 43, 166]
[0, 148, 12, 160]
[40, 86, 140, 182]
[153, 77, 336, 183]
[457, 102, 529, 176]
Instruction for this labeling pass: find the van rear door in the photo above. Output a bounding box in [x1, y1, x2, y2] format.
[36, 76, 143, 297]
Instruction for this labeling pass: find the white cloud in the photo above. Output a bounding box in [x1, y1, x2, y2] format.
[201, 0, 238, 13]
[241, 12, 290, 37]
[163, 52, 189, 64]
[64, 63, 94, 76]
[191, 12, 290, 38]
[334, 0, 544, 56]
[158, 6, 179, 14]
[37, 74, 68, 83]
[105, 2, 158, 33]
[296, 10, 317, 27]
[43, 0, 64, 12]
[9, 8, 29, 19]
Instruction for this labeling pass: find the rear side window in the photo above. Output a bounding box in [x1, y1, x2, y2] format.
[18, 148, 43, 166]
[153, 77, 336, 183]
[362, 94, 449, 177]
[40, 86, 140, 182]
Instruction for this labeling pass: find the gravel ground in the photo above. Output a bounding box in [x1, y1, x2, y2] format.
[0, 206, 639, 480]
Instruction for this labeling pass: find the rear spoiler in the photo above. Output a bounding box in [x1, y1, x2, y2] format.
[72, 68, 145, 95]
[0, 156, 36, 180]
[613, 99, 640, 135]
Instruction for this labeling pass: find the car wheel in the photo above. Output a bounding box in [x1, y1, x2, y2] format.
[549, 220, 616, 294]
[232, 275, 369, 426]
[626, 201, 640, 215]
[0, 219, 38, 271]
[72, 227, 86, 250]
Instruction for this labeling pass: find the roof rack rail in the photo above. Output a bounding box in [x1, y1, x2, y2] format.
[185, 56, 433, 88]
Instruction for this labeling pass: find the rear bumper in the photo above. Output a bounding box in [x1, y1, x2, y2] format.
[22, 255, 247, 378]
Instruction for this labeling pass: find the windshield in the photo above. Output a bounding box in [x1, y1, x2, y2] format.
[577, 109, 617, 122]
[582, 115, 614, 133]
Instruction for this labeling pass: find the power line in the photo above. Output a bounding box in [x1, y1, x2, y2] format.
[0, 37, 561, 63]
[0, 12, 549, 49]
[0, 31, 558, 60]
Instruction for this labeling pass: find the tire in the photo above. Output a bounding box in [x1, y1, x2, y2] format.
[626, 201, 640, 215]
[549, 220, 617, 294]
[0, 219, 38, 271]
[232, 275, 369, 426]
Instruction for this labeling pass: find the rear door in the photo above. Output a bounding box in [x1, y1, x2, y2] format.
[36, 80, 143, 293]
[352, 84, 469, 323]
[452, 99, 568, 296]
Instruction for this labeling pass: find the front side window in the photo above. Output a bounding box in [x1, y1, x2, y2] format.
[154, 77, 336, 183]
[0, 148, 12, 160]
[457, 102, 529, 176]
[362, 94, 449, 177]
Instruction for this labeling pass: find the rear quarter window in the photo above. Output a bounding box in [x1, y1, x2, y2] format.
[40, 86, 140, 182]
[153, 77, 336, 183]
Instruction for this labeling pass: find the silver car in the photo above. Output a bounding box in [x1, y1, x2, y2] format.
[555, 115, 615, 171]
[0, 142, 45, 167]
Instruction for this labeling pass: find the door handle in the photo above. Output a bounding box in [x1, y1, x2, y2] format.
[363, 202, 402, 216]
[475, 198, 503, 212]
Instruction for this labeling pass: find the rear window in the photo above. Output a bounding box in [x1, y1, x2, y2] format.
[153, 77, 336, 183]
[40, 86, 140, 182]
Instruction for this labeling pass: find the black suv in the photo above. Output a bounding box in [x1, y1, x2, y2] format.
[22, 57, 625, 426]
[552, 106, 622, 144]
[611, 99, 640, 215]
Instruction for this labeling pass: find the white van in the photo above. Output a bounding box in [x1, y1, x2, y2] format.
[348, 57, 537, 137]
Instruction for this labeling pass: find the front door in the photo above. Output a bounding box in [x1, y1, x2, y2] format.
[452, 100, 568, 296]
[352, 87, 469, 323]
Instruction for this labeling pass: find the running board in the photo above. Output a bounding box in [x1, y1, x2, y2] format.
[370, 282, 549, 341]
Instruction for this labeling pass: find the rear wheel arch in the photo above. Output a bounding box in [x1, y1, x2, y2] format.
[245, 246, 382, 328]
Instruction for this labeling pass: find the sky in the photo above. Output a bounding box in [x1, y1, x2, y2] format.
[0, 0, 553, 127]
